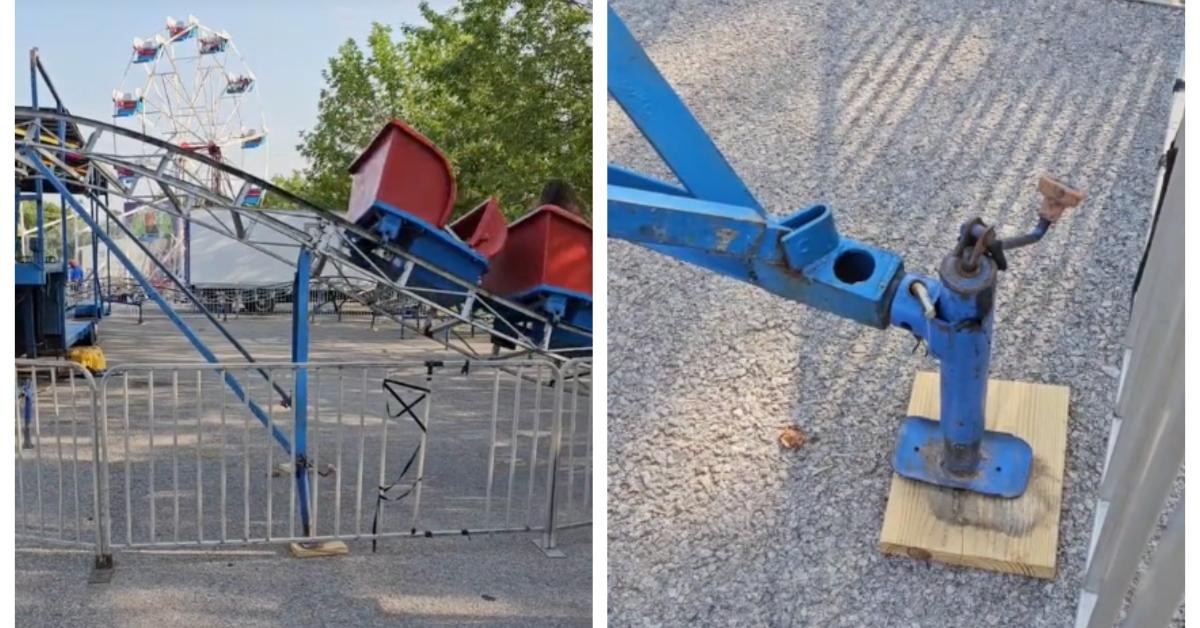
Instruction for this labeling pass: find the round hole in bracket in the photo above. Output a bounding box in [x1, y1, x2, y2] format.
[913, 446, 920, 452]
[995, 466, 1002, 472]
[833, 249, 875, 284]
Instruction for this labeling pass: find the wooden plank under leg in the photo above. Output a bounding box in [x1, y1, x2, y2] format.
[878, 371, 1070, 579]
[289, 540, 349, 558]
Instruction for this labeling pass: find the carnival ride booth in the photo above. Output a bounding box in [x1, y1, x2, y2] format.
[15, 103, 102, 358]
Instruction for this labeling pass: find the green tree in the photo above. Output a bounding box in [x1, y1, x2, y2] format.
[259, 172, 306, 210]
[18, 201, 69, 260]
[292, 0, 591, 220]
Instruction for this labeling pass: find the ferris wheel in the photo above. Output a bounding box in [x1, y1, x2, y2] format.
[108, 15, 269, 285]
[114, 15, 268, 183]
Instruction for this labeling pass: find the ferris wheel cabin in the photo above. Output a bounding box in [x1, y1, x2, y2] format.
[240, 129, 266, 149]
[165, 15, 198, 41]
[198, 32, 230, 55]
[111, 90, 142, 117]
[131, 36, 164, 63]
[240, 186, 264, 207]
[226, 74, 255, 95]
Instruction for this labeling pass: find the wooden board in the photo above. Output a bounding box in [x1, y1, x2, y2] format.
[289, 540, 349, 558]
[878, 371, 1070, 578]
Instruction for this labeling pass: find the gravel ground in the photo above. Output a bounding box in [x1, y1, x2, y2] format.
[17, 315, 592, 627]
[606, 1, 1182, 626]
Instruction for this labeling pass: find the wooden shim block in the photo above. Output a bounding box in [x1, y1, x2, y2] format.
[289, 540, 350, 558]
[878, 371, 1070, 579]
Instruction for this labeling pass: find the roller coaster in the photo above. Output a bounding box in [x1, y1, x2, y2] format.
[16, 50, 592, 368]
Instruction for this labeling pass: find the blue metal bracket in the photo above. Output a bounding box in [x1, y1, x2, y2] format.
[609, 185, 903, 327]
[607, 7, 1082, 498]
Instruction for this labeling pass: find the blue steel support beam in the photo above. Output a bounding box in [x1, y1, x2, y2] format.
[90, 196, 101, 321]
[23, 150, 293, 453]
[28, 50, 47, 270]
[607, 164, 690, 197]
[291, 248, 313, 536]
[608, 6, 763, 212]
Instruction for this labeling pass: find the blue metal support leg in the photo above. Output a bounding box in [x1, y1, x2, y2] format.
[20, 378, 33, 449]
[23, 150, 292, 453]
[889, 262, 1033, 498]
[291, 248, 313, 536]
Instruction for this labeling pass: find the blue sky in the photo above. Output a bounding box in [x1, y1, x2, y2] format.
[15, 0, 456, 175]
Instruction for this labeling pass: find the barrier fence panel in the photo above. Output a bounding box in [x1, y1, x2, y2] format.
[93, 358, 592, 552]
[538, 358, 593, 554]
[14, 360, 110, 567]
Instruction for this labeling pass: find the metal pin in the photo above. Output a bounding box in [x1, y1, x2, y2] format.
[910, 281, 936, 320]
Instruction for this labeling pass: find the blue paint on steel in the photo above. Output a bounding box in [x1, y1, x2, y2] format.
[21, 378, 33, 448]
[291, 248, 313, 535]
[607, 164, 690, 197]
[893, 417, 1033, 498]
[608, 7, 763, 213]
[348, 201, 489, 308]
[608, 184, 902, 328]
[15, 263, 45, 286]
[24, 151, 292, 454]
[64, 319, 96, 348]
[931, 265, 993, 465]
[487, 284, 592, 353]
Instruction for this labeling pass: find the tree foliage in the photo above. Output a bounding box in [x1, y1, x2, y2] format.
[290, 0, 592, 220]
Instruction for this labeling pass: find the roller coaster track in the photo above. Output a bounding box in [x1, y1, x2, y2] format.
[15, 108, 592, 363]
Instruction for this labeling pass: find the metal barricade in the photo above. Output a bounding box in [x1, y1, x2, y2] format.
[14, 359, 111, 569]
[536, 358, 593, 555]
[88, 358, 591, 554]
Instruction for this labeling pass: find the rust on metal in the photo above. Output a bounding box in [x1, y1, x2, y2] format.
[1036, 175, 1084, 223]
